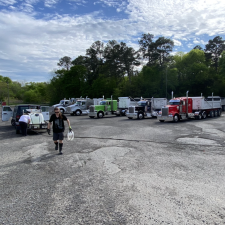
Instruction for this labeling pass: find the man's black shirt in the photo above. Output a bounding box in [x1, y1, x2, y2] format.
[49, 114, 67, 133]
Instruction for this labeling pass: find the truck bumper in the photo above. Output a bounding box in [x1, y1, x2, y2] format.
[126, 112, 138, 119]
[88, 112, 97, 117]
[157, 115, 174, 121]
[16, 122, 47, 131]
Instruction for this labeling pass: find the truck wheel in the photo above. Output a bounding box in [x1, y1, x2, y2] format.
[222, 106, 225, 111]
[173, 114, 179, 122]
[97, 112, 104, 118]
[214, 110, 218, 117]
[128, 117, 133, 119]
[198, 113, 202, 120]
[209, 111, 213, 118]
[138, 112, 144, 120]
[60, 108, 64, 114]
[202, 112, 207, 119]
[75, 110, 81, 116]
[11, 119, 15, 126]
[218, 109, 221, 117]
[89, 116, 95, 118]
[159, 120, 165, 122]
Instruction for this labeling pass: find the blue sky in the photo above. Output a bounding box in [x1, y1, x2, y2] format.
[0, 0, 225, 82]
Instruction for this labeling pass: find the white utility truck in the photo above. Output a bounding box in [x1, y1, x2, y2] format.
[1, 105, 49, 134]
[115, 97, 139, 116]
[66, 98, 103, 116]
[126, 98, 168, 119]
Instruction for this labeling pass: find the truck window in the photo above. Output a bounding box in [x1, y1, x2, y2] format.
[138, 101, 146, 106]
[168, 100, 180, 105]
[100, 101, 106, 105]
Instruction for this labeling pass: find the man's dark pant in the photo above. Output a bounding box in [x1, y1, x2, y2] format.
[19, 122, 28, 136]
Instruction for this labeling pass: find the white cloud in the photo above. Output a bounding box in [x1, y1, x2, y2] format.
[44, 0, 59, 8]
[126, 0, 225, 38]
[173, 40, 182, 46]
[0, 0, 17, 6]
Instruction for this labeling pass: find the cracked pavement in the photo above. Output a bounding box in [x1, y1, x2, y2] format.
[0, 113, 225, 224]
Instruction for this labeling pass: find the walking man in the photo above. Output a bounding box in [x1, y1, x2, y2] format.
[47, 107, 72, 155]
[19, 112, 31, 136]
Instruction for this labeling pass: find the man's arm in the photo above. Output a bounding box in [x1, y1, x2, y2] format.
[47, 122, 52, 130]
[67, 119, 71, 127]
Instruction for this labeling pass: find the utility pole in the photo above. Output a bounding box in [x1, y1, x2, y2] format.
[7, 81, 9, 105]
[166, 67, 167, 99]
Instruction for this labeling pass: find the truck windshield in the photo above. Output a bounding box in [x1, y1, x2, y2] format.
[169, 100, 180, 105]
[100, 101, 106, 105]
[60, 100, 64, 104]
[138, 101, 146, 106]
[75, 101, 81, 106]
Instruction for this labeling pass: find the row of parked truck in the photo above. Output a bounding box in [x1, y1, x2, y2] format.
[1, 93, 225, 134]
[51, 93, 225, 122]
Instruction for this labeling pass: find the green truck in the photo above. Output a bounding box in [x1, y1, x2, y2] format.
[88, 99, 118, 118]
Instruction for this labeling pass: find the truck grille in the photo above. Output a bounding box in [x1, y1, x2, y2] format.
[129, 106, 135, 113]
[162, 107, 168, 116]
[67, 107, 71, 113]
[89, 106, 94, 112]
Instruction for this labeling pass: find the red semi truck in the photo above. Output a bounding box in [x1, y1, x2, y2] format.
[157, 92, 222, 122]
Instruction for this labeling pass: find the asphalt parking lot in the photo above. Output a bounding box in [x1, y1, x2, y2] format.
[0, 113, 225, 225]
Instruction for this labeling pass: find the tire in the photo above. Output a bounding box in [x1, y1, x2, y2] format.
[159, 120, 165, 122]
[60, 108, 64, 114]
[218, 109, 221, 117]
[89, 116, 95, 118]
[202, 111, 207, 119]
[222, 105, 225, 111]
[75, 110, 81, 116]
[128, 117, 133, 119]
[16, 129, 20, 134]
[11, 119, 15, 126]
[138, 112, 144, 120]
[214, 110, 218, 117]
[209, 111, 213, 118]
[97, 112, 104, 118]
[173, 114, 179, 122]
[198, 113, 202, 120]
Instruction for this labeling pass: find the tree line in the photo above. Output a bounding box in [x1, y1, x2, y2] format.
[1, 34, 225, 105]
[49, 34, 225, 103]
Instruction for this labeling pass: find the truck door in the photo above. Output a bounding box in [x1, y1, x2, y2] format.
[80, 101, 86, 110]
[41, 106, 50, 121]
[1, 106, 13, 122]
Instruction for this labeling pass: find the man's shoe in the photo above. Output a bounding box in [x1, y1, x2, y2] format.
[58, 151, 63, 155]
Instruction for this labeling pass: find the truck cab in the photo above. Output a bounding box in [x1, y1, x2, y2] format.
[126, 98, 167, 119]
[157, 98, 192, 122]
[88, 99, 118, 118]
[51, 98, 76, 114]
[66, 98, 103, 116]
